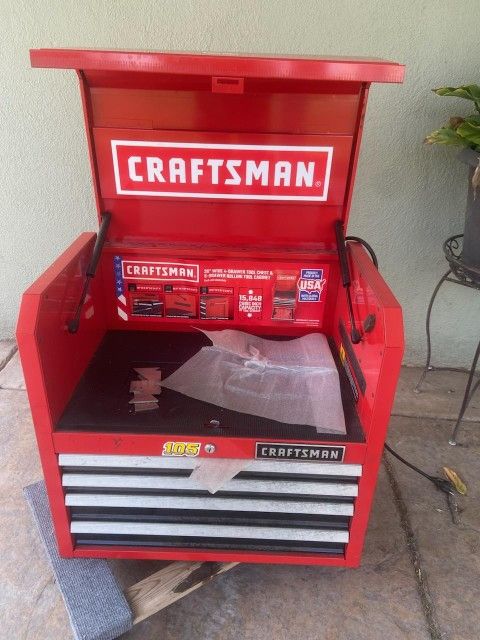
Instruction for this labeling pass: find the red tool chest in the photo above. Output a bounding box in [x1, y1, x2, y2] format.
[17, 49, 404, 566]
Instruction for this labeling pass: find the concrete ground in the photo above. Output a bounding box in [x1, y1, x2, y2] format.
[0, 344, 478, 640]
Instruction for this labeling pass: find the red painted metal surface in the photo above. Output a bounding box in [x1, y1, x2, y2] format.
[90, 85, 361, 133]
[334, 243, 403, 565]
[95, 129, 351, 204]
[18, 49, 404, 566]
[102, 246, 335, 332]
[85, 76, 359, 243]
[17, 234, 107, 555]
[30, 49, 405, 83]
[73, 546, 350, 567]
[53, 432, 367, 464]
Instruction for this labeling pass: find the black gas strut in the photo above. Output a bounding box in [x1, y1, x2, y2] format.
[335, 220, 361, 344]
[67, 212, 111, 334]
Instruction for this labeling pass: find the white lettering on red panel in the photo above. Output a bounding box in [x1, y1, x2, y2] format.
[122, 261, 199, 283]
[111, 141, 333, 201]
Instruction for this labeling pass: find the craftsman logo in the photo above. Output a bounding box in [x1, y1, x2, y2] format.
[122, 260, 199, 283]
[111, 140, 333, 201]
[255, 442, 345, 462]
[298, 268, 326, 302]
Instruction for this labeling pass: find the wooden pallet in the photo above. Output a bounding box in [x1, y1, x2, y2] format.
[126, 561, 239, 625]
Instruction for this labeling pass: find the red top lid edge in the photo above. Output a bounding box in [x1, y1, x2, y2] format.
[29, 48, 405, 83]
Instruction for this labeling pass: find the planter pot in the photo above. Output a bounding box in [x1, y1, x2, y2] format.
[458, 147, 480, 269]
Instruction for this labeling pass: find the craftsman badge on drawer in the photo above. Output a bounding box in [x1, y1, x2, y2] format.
[256, 442, 345, 461]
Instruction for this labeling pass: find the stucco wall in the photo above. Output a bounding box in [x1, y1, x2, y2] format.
[1, 0, 479, 365]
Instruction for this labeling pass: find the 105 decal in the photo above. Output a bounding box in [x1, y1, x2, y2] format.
[162, 441, 201, 457]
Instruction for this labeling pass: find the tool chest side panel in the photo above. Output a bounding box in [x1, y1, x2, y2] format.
[17, 294, 74, 555]
[332, 243, 403, 437]
[17, 234, 106, 424]
[16, 234, 108, 555]
[331, 244, 404, 565]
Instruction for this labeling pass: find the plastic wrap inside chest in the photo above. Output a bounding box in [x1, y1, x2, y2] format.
[161, 330, 346, 434]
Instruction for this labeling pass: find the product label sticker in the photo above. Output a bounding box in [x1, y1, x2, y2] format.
[114, 256, 330, 326]
[238, 287, 263, 319]
[298, 268, 326, 302]
[203, 267, 273, 282]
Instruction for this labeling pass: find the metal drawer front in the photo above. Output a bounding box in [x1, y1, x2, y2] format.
[71, 521, 349, 543]
[62, 473, 358, 497]
[65, 493, 354, 516]
[59, 454, 362, 477]
[60, 454, 361, 554]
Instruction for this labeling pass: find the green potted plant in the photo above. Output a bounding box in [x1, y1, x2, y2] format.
[425, 85, 480, 269]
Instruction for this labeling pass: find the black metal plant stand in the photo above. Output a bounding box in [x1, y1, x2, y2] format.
[415, 234, 480, 445]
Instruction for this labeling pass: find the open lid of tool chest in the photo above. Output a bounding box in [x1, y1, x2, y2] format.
[30, 49, 404, 247]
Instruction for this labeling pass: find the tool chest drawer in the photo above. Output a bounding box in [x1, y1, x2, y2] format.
[61, 454, 361, 555]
